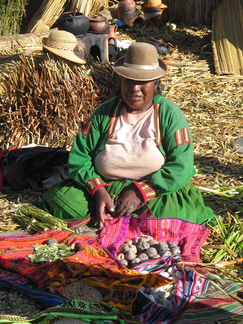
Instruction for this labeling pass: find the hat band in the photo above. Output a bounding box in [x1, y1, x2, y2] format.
[46, 44, 75, 51]
[124, 62, 159, 70]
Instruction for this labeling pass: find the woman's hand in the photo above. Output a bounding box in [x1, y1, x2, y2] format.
[113, 187, 143, 218]
[94, 187, 115, 228]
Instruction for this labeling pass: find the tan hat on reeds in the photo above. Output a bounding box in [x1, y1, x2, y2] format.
[143, 0, 168, 9]
[113, 42, 167, 81]
[41, 29, 86, 64]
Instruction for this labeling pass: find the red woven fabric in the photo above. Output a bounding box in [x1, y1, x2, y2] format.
[99, 217, 210, 262]
[0, 229, 171, 312]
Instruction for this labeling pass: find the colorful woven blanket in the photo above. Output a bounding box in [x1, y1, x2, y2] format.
[0, 228, 170, 313]
[99, 217, 210, 261]
[0, 299, 138, 324]
[0, 218, 242, 324]
[99, 217, 243, 323]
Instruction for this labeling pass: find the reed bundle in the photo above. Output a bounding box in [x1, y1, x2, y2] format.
[68, 0, 111, 17]
[212, 0, 243, 76]
[0, 31, 50, 53]
[25, 0, 113, 34]
[0, 0, 28, 37]
[0, 55, 119, 148]
[25, 0, 66, 33]
[163, 0, 220, 26]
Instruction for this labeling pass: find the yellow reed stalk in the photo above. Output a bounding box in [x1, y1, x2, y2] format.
[25, 0, 66, 33]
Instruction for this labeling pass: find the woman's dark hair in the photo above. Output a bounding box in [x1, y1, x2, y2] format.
[153, 79, 163, 95]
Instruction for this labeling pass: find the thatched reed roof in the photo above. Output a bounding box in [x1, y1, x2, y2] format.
[212, 0, 243, 76]
[163, 0, 222, 26]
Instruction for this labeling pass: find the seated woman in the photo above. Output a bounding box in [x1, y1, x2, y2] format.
[42, 42, 215, 228]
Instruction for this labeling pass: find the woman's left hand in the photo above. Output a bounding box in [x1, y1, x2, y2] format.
[113, 187, 143, 218]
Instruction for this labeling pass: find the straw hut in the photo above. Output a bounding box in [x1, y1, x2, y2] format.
[163, 0, 243, 76]
[162, 0, 221, 26]
[211, 0, 243, 76]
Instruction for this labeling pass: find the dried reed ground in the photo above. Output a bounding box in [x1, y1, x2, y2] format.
[0, 25, 242, 281]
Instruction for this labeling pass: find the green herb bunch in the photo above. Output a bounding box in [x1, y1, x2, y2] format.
[29, 242, 76, 263]
[14, 204, 73, 233]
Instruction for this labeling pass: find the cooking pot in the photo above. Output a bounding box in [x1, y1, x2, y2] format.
[57, 12, 90, 36]
[118, 0, 136, 11]
[88, 14, 109, 33]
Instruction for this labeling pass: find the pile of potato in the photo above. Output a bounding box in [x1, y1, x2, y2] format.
[117, 235, 181, 268]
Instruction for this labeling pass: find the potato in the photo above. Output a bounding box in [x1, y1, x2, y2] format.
[170, 247, 181, 255]
[125, 250, 136, 261]
[130, 257, 141, 266]
[126, 240, 133, 246]
[148, 239, 159, 246]
[117, 253, 125, 260]
[129, 244, 137, 254]
[136, 238, 150, 251]
[145, 247, 158, 258]
[120, 243, 130, 253]
[168, 241, 177, 248]
[154, 242, 169, 253]
[160, 250, 172, 257]
[143, 235, 153, 242]
[137, 252, 149, 261]
[120, 259, 128, 267]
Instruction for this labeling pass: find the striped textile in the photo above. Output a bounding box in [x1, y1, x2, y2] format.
[99, 217, 243, 324]
[0, 280, 68, 306]
[0, 220, 242, 323]
[131, 259, 243, 324]
[0, 229, 170, 313]
[0, 299, 138, 323]
[99, 217, 210, 261]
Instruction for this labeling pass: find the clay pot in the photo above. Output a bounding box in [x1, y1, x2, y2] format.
[108, 24, 119, 39]
[118, 0, 136, 11]
[117, 9, 139, 27]
[143, 7, 165, 27]
[57, 12, 90, 36]
[117, 0, 138, 26]
[88, 14, 109, 33]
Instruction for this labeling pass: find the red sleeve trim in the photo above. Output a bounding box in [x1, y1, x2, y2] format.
[82, 119, 93, 136]
[174, 128, 191, 146]
[134, 180, 157, 202]
[86, 177, 110, 196]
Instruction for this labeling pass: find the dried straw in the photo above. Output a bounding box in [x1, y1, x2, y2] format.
[69, 0, 111, 17]
[25, 0, 67, 33]
[0, 54, 120, 149]
[25, 0, 113, 34]
[0, 0, 28, 37]
[163, 0, 220, 26]
[212, 0, 243, 75]
[0, 24, 242, 286]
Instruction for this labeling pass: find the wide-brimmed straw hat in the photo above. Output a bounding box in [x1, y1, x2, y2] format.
[41, 29, 86, 64]
[143, 0, 168, 9]
[113, 42, 167, 81]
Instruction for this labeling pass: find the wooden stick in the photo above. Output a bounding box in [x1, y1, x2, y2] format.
[178, 257, 243, 268]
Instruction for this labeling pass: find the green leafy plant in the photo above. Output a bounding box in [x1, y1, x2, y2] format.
[29, 242, 76, 263]
[14, 204, 74, 233]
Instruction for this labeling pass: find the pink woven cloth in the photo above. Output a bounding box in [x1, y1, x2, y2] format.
[99, 217, 210, 262]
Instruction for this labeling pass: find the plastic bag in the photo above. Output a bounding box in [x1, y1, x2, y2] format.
[2, 146, 69, 190]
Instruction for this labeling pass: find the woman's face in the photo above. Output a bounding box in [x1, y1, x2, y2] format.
[121, 78, 158, 114]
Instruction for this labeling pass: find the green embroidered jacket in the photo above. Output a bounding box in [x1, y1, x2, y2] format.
[68, 94, 196, 202]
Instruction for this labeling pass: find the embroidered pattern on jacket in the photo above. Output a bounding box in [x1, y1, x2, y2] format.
[86, 177, 103, 194]
[154, 103, 162, 146]
[175, 128, 190, 146]
[134, 180, 157, 202]
[107, 99, 123, 137]
[82, 119, 92, 136]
